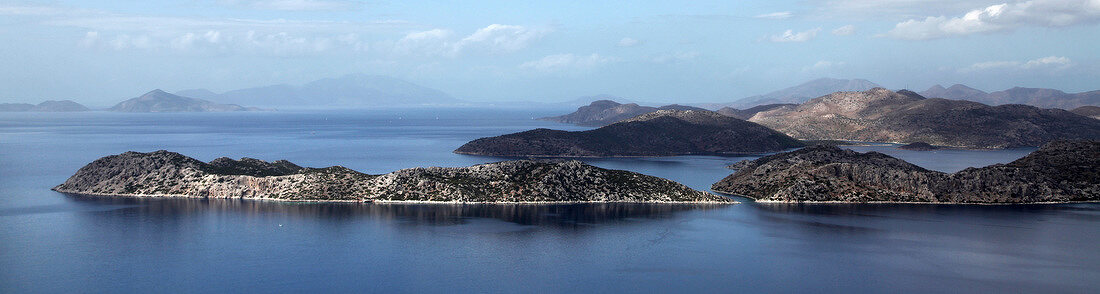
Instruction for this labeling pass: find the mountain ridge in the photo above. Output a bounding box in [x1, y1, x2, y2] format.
[919, 84, 1100, 109]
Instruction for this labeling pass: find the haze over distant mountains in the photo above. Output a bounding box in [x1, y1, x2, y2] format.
[696, 78, 1098, 111]
[0, 100, 89, 112]
[701, 78, 881, 109]
[919, 84, 1100, 109]
[110, 90, 260, 112]
[176, 74, 460, 108]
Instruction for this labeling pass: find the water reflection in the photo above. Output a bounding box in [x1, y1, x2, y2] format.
[63, 193, 731, 227]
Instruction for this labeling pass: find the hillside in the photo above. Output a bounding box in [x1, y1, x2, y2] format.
[459, 110, 804, 157]
[109, 90, 259, 112]
[749, 88, 1100, 148]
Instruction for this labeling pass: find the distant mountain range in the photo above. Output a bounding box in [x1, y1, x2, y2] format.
[175, 74, 460, 108]
[747, 88, 1100, 148]
[0, 100, 89, 112]
[539, 100, 707, 126]
[698, 78, 1099, 111]
[109, 90, 261, 112]
[919, 84, 1100, 109]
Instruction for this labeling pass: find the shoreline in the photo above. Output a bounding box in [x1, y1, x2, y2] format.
[711, 190, 1098, 205]
[54, 188, 738, 205]
[452, 150, 791, 158]
[751, 200, 1100, 205]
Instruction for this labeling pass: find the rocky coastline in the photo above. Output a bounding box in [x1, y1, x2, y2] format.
[54, 150, 733, 203]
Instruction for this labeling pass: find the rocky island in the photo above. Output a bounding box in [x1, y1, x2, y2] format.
[54, 150, 732, 203]
[748, 88, 1100, 148]
[711, 140, 1099, 203]
[457, 109, 805, 157]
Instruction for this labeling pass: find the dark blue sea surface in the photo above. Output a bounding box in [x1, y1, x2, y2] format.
[1, 109, 1096, 293]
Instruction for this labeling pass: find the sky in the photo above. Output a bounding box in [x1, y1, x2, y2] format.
[1, 0, 1099, 105]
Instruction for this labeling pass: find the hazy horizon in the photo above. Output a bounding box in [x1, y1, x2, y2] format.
[2, 0, 1098, 105]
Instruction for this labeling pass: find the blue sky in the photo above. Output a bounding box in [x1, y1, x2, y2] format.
[1, 0, 1098, 105]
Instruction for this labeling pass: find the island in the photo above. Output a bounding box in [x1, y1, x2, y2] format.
[711, 140, 1099, 203]
[456, 109, 805, 157]
[747, 88, 1100, 148]
[897, 142, 941, 151]
[109, 89, 262, 112]
[53, 150, 733, 203]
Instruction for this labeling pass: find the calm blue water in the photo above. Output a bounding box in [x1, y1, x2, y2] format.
[1, 109, 1097, 293]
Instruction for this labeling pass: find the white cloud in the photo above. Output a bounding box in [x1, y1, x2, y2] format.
[453, 24, 548, 54]
[814, 0, 1005, 19]
[520, 53, 613, 72]
[651, 51, 700, 64]
[832, 24, 856, 35]
[222, 0, 362, 11]
[0, 4, 101, 16]
[755, 11, 793, 19]
[768, 28, 822, 42]
[108, 34, 155, 50]
[79, 31, 99, 48]
[960, 56, 1073, 72]
[394, 29, 453, 55]
[803, 60, 845, 72]
[617, 37, 641, 47]
[393, 24, 549, 56]
[886, 0, 1100, 40]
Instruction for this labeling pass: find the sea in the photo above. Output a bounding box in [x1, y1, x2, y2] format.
[1, 108, 1097, 293]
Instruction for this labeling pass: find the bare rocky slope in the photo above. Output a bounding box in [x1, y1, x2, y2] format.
[712, 140, 1099, 203]
[716, 103, 796, 120]
[54, 150, 731, 203]
[540, 100, 708, 126]
[1072, 106, 1100, 119]
[749, 88, 1100, 148]
[457, 110, 805, 157]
